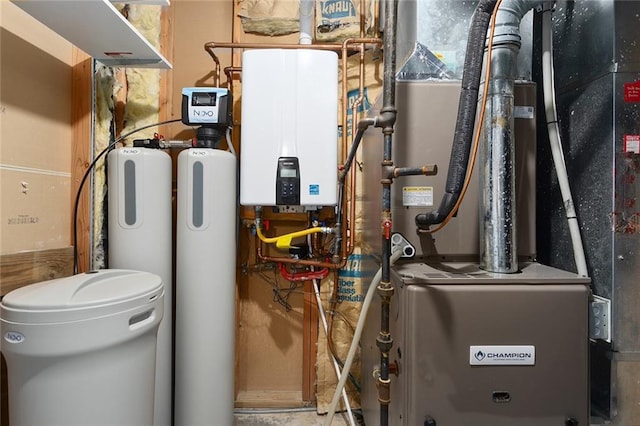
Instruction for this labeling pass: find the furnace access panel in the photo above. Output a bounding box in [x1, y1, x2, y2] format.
[361, 261, 590, 426]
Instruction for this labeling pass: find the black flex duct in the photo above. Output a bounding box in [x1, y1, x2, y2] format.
[415, 0, 498, 229]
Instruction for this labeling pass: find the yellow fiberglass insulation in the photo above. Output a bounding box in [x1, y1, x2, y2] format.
[92, 66, 119, 269]
[238, 0, 300, 36]
[92, 5, 162, 269]
[121, 5, 162, 145]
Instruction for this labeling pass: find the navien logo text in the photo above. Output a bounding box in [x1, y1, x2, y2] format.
[470, 345, 535, 366]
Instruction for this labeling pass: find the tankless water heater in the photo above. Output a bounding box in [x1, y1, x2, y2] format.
[240, 49, 338, 207]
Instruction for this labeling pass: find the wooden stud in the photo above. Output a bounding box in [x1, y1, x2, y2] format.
[71, 48, 93, 273]
[303, 280, 319, 402]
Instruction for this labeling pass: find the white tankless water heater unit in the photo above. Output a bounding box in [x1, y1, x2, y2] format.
[240, 49, 338, 207]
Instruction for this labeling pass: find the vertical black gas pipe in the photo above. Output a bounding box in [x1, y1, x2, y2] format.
[376, 0, 398, 424]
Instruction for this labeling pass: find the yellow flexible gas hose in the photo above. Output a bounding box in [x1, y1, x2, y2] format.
[256, 226, 326, 249]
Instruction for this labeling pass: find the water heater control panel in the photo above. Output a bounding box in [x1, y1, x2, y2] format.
[276, 157, 300, 205]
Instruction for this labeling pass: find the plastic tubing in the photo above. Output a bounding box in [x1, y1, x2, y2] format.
[306, 235, 357, 426]
[225, 127, 237, 157]
[541, 4, 589, 277]
[323, 248, 403, 426]
[299, 0, 313, 45]
[313, 278, 357, 426]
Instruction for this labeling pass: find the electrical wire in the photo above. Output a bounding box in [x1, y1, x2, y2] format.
[257, 269, 298, 312]
[427, 0, 503, 234]
[226, 126, 237, 157]
[326, 308, 361, 393]
[72, 118, 182, 274]
[327, 308, 356, 336]
[541, 5, 589, 277]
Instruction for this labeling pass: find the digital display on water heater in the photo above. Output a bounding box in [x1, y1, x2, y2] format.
[280, 168, 297, 178]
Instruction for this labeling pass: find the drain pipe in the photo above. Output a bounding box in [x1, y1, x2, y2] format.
[479, 0, 544, 273]
[299, 0, 313, 45]
[415, 0, 499, 230]
[374, 0, 398, 425]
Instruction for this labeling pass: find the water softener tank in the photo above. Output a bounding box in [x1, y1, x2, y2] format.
[107, 146, 173, 426]
[174, 148, 237, 425]
[1, 270, 164, 426]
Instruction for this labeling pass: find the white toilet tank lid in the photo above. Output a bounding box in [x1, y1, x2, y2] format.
[0, 269, 163, 324]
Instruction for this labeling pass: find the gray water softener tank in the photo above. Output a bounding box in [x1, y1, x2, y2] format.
[0, 269, 164, 426]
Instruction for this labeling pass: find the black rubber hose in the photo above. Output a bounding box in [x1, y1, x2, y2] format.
[415, 0, 498, 229]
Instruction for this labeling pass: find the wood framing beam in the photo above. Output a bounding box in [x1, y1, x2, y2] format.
[303, 280, 319, 402]
[159, 4, 173, 127]
[235, 390, 306, 409]
[0, 246, 74, 296]
[71, 48, 92, 273]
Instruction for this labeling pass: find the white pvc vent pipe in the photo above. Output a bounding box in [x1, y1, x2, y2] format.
[541, 4, 589, 277]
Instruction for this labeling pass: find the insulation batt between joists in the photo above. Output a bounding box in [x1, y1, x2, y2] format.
[92, 5, 161, 270]
[237, 0, 376, 41]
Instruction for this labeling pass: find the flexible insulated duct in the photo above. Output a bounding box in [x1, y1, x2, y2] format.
[415, 0, 499, 229]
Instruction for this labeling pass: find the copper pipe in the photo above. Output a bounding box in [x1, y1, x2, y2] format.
[205, 41, 378, 52]
[204, 45, 221, 87]
[205, 38, 381, 159]
[346, 44, 368, 253]
[339, 38, 383, 256]
[212, 38, 382, 270]
[223, 66, 242, 90]
[350, 45, 367, 129]
[256, 236, 348, 270]
[339, 38, 382, 160]
[326, 268, 340, 375]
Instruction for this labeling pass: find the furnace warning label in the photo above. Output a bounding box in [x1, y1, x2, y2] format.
[514, 105, 535, 119]
[402, 186, 433, 207]
[624, 135, 640, 154]
[624, 80, 640, 103]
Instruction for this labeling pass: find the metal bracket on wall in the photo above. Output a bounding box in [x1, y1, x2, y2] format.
[590, 295, 611, 342]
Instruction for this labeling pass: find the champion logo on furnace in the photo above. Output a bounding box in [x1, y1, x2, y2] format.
[470, 345, 536, 366]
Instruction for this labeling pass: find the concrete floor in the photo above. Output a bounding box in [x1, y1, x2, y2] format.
[235, 411, 605, 425]
[234, 409, 357, 425]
